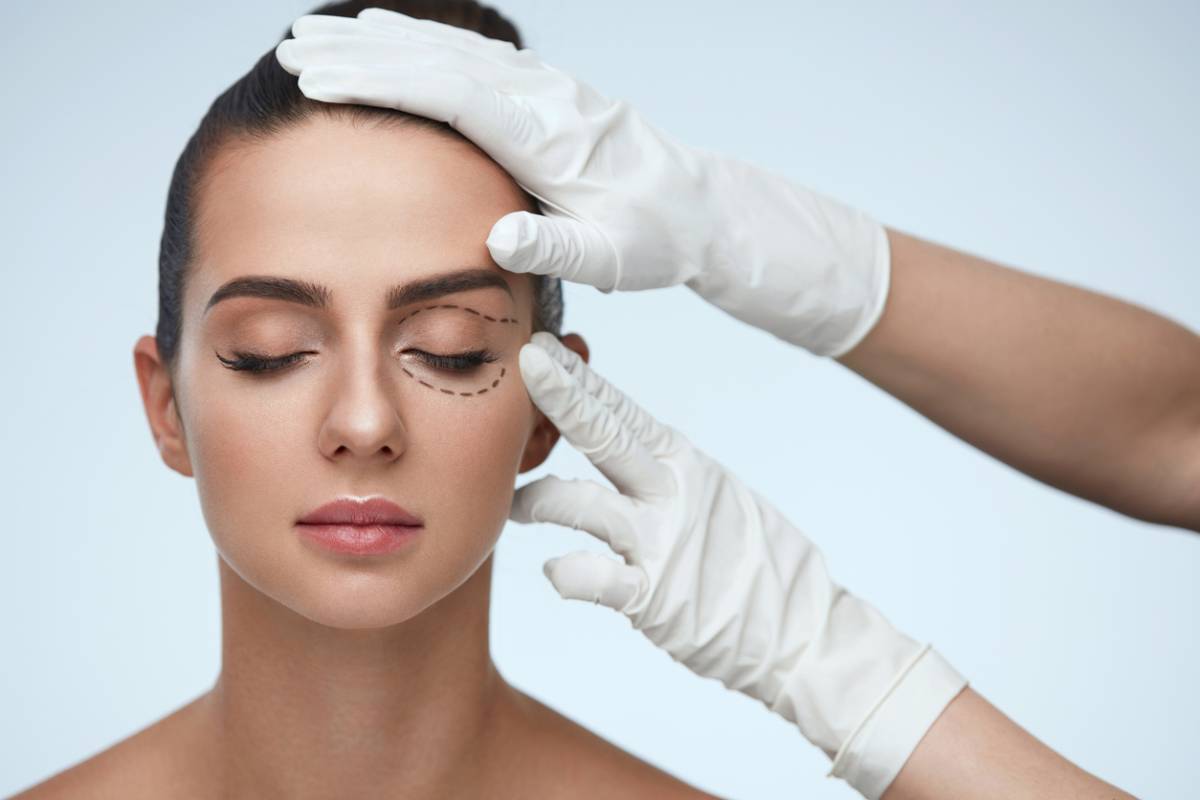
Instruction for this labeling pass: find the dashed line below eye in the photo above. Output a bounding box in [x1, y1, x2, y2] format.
[402, 362, 509, 397]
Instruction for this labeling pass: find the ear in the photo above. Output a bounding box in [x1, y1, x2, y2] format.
[518, 332, 588, 473]
[133, 335, 194, 478]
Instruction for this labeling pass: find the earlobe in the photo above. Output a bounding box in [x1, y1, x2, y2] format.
[163, 391, 194, 477]
[133, 335, 194, 478]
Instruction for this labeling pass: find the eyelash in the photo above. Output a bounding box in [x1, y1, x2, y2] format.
[216, 350, 312, 373]
[410, 349, 499, 371]
[215, 349, 498, 375]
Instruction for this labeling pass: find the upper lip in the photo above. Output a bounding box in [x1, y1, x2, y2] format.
[297, 496, 423, 527]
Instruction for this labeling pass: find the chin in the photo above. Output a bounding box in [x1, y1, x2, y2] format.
[284, 578, 440, 631]
[299, 601, 423, 631]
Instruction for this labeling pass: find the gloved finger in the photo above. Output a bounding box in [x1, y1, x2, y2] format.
[487, 211, 619, 291]
[277, 33, 537, 93]
[291, 13, 412, 40]
[293, 12, 512, 55]
[286, 16, 597, 108]
[525, 331, 675, 454]
[292, 13, 541, 80]
[518, 344, 673, 498]
[510, 475, 638, 556]
[357, 7, 525, 57]
[544, 550, 648, 613]
[291, 64, 518, 157]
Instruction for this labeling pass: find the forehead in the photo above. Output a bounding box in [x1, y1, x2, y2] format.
[189, 115, 534, 316]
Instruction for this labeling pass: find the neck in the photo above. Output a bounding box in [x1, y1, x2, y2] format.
[205, 551, 511, 797]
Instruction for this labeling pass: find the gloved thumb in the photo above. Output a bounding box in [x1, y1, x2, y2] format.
[543, 550, 646, 614]
[487, 211, 619, 292]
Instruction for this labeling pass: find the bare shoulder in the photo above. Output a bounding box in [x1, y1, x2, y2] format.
[494, 686, 724, 800]
[9, 692, 216, 800]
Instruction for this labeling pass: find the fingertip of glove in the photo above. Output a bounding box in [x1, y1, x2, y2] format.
[507, 483, 534, 524]
[291, 13, 348, 38]
[529, 331, 561, 352]
[356, 7, 396, 22]
[489, 213, 544, 276]
[518, 340, 557, 381]
[486, 216, 525, 268]
[275, 40, 300, 75]
[530, 333, 584, 375]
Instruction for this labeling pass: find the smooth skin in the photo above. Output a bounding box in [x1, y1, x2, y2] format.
[884, 688, 1134, 800]
[840, 227, 1200, 535]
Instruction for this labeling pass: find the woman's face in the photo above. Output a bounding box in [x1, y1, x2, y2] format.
[135, 115, 578, 629]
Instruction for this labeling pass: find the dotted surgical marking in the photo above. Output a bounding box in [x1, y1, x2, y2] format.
[396, 304, 516, 398]
[395, 303, 519, 327]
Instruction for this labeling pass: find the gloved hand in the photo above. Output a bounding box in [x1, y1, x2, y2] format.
[507, 332, 967, 799]
[275, 9, 891, 357]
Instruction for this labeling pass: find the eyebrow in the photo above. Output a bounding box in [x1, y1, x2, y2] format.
[203, 267, 513, 316]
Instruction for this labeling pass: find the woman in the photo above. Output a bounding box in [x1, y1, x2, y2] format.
[12, 1, 719, 797]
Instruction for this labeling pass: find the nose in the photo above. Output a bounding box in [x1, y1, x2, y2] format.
[316, 346, 407, 464]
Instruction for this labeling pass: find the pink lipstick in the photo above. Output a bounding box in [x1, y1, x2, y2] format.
[296, 496, 423, 556]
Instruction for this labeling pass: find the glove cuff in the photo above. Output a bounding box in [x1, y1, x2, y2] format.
[823, 217, 891, 359]
[690, 152, 894, 358]
[827, 644, 968, 799]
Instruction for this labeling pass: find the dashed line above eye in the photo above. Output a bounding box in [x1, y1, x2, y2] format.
[396, 303, 519, 327]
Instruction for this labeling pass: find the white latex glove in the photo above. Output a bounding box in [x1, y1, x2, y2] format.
[274, 9, 890, 358]
[508, 332, 967, 799]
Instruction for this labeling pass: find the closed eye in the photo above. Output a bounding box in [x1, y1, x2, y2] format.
[215, 349, 313, 373]
[405, 349, 499, 372]
[214, 348, 500, 375]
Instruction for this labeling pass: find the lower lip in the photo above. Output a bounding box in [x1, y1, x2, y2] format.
[296, 523, 422, 556]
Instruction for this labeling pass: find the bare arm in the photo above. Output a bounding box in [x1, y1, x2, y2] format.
[884, 687, 1135, 800]
[838, 227, 1200, 532]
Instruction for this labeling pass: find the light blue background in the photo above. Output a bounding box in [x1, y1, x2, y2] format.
[2, 2, 1197, 797]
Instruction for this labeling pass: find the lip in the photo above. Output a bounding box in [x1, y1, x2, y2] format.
[298, 496, 423, 526]
[296, 496, 423, 556]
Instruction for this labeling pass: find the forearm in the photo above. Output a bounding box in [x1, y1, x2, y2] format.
[882, 687, 1134, 800]
[838, 227, 1200, 532]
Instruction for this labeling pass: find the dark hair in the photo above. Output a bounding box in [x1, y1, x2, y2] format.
[155, 0, 563, 374]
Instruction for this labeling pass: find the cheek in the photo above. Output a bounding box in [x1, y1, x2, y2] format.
[408, 380, 532, 537]
[181, 376, 308, 565]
